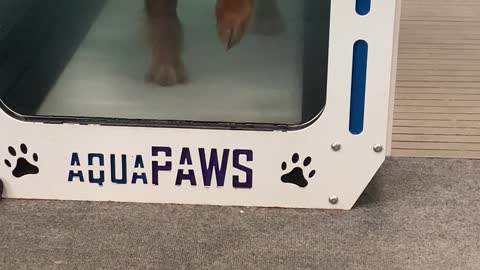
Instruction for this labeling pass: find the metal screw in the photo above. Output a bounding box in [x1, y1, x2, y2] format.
[328, 195, 339, 205]
[331, 143, 342, 152]
[373, 144, 384, 153]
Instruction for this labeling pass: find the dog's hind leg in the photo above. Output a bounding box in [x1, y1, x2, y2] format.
[216, 0, 255, 50]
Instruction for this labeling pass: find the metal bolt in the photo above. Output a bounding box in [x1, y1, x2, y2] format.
[373, 144, 384, 153]
[331, 143, 342, 152]
[328, 195, 339, 205]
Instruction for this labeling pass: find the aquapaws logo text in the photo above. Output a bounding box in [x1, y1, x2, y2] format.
[68, 146, 253, 188]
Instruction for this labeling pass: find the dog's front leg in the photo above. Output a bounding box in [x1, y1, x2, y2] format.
[145, 0, 187, 86]
[216, 0, 255, 50]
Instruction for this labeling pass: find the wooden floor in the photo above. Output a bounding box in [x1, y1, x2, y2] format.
[391, 0, 480, 159]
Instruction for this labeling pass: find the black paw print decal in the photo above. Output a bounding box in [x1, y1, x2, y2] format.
[281, 153, 316, 188]
[4, 144, 39, 178]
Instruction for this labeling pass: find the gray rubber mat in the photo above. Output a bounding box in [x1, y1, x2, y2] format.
[1, 157, 479, 270]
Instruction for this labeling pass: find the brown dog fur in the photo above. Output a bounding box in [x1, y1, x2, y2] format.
[144, 0, 284, 86]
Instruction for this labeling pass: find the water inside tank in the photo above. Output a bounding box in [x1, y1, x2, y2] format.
[0, 0, 330, 129]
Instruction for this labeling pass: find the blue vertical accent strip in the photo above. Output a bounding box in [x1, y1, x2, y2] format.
[356, 0, 371, 16]
[350, 40, 368, 135]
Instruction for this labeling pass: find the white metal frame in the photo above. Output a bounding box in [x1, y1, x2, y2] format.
[0, 0, 400, 210]
[386, 0, 402, 156]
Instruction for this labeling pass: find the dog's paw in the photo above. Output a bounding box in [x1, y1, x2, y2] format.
[216, 0, 254, 50]
[146, 63, 187, 87]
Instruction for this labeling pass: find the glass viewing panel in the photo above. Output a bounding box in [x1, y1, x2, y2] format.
[0, 0, 330, 128]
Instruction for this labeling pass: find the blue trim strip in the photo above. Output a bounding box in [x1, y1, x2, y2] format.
[356, 0, 371, 16]
[349, 40, 368, 135]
